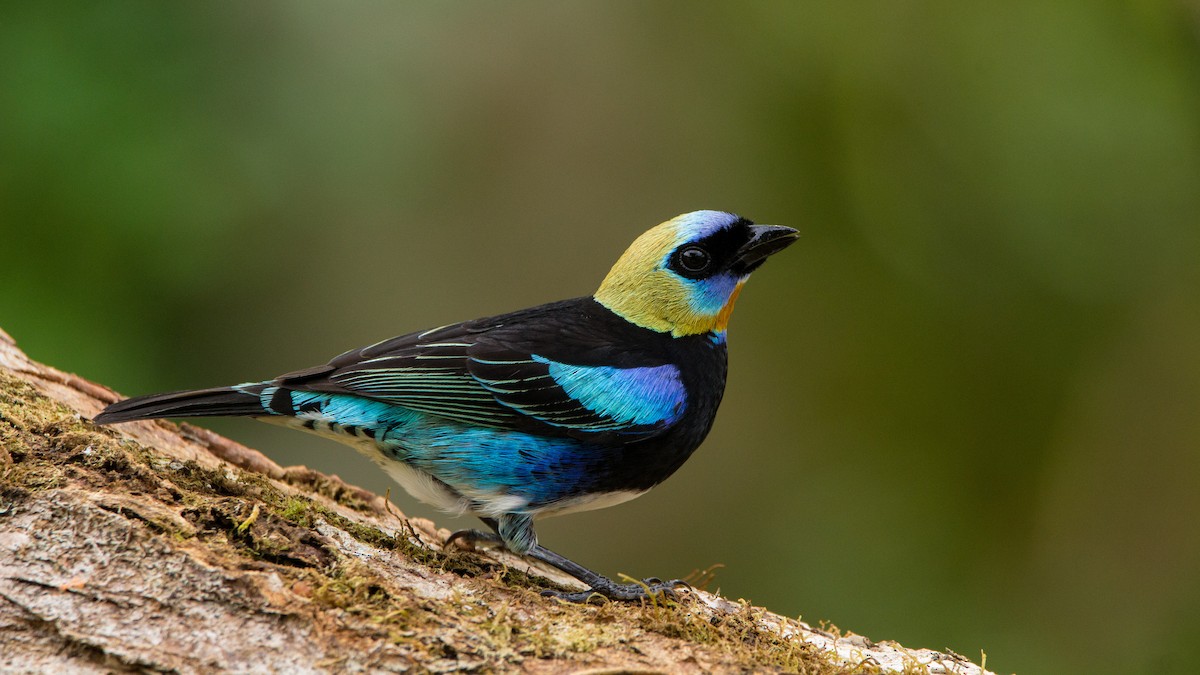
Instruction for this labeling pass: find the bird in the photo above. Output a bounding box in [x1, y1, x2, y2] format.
[93, 210, 798, 602]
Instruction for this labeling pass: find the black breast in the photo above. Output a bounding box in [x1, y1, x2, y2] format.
[544, 300, 730, 493]
[609, 331, 728, 492]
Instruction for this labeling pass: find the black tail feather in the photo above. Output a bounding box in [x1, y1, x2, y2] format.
[93, 385, 267, 424]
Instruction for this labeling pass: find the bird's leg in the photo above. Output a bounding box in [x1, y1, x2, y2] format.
[446, 515, 686, 603]
[524, 545, 688, 603]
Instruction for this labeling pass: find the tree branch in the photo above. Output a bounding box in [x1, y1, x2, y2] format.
[0, 326, 991, 674]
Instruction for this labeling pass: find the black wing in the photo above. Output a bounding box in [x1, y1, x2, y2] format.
[273, 298, 687, 441]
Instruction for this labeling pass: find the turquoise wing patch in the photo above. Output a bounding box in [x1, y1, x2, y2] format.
[470, 354, 686, 436]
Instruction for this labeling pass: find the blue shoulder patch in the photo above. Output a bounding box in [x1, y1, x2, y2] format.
[533, 356, 686, 429]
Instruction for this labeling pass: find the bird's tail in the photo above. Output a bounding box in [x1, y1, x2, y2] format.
[93, 384, 268, 425]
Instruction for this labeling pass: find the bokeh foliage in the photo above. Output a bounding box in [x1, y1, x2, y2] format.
[3, 3, 1198, 673]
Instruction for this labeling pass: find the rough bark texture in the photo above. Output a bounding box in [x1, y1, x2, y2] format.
[0, 326, 992, 674]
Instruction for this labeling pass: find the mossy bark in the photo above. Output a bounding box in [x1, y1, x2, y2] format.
[0, 327, 990, 674]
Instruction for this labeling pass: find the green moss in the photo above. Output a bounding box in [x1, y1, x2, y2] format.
[279, 469, 379, 513]
[315, 506, 399, 550]
[278, 496, 313, 526]
[306, 558, 456, 653]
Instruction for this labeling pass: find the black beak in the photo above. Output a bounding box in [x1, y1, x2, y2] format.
[731, 225, 799, 274]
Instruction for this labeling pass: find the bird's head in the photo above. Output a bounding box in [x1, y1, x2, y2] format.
[594, 211, 798, 337]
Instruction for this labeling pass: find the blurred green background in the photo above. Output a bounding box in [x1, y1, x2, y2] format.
[3, 2, 1199, 673]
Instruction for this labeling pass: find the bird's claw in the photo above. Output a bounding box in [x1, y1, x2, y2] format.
[541, 578, 690, 604]
[445, 528, 502, 552]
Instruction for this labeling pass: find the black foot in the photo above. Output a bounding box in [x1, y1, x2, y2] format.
[541, 577, 689, 603]
[450, 518, 689, 604]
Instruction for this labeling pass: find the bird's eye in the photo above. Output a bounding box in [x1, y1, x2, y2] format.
[676, 246, 711, 273]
